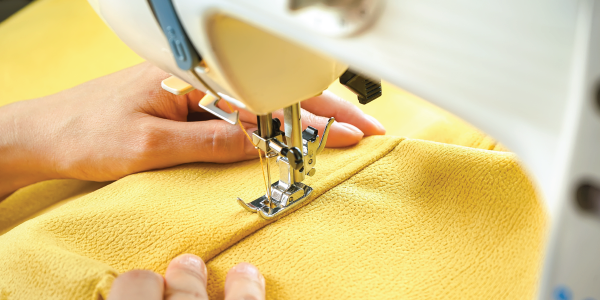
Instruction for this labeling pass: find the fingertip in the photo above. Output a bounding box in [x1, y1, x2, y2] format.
[167, 254, 207, 283]
[227, 262, 264, 284]
[164, 254, 210, 300]
[114, 270, 164, 287]
[172, 254, 204, 268]
[109, 270, 164, 300]
[171, 254, 207, 273]
[364, 114, 386, 135]
[155, 271, 165, 283]
[224, 263, 266, 300]
[302, 91, 385, 136]
[338, 122, 364, 135]
[327, 122, 364, 147]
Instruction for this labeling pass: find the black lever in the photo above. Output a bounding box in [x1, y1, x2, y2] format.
[339, 69, 382, 105]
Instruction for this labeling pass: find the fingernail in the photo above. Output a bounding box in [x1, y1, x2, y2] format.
[174, 254, 207, 278]
[232, 262, 263, 285]
[365, 114, 386, 134]
[333, 122, 364, 138]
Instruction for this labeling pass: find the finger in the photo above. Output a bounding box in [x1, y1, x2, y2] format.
[216, 98, 257, 124]
[216, 99, 363, 147]
[301, 90, 385, 135]
[138, 117, 258, 169]
[187, 111, 221, 122]
[108, 270, 164, 300]
[214, 101, 362, 148]
[224, 263, 266, 300]
[215, 91, 383, 142]
[185, 90, 208, 113]
[164, 254, 209, 300]
[271, 108, 364, 148]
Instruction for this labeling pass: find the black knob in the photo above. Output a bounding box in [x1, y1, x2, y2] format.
[302, 126, 318, 142]
[281, 147, 304, 170]
[272, 118, 282, 134]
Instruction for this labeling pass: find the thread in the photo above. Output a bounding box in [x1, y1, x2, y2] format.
[221, 99, 270, 198]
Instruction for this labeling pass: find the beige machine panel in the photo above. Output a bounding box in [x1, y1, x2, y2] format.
[207, 14, 347, 114]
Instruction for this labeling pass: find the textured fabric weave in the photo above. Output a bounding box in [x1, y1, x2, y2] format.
[0, 137, 546, 299]
[0, 0, 546, 299]
[0, 0, 508, 232]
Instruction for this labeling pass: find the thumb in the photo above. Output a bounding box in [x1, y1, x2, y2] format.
[142, 118, 258, 168]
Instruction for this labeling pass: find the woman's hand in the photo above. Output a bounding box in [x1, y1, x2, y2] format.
[0, 62, 385, 198]
[108, 254, 265, 300]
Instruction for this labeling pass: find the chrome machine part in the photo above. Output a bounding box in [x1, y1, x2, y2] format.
[258, 113, 274, 140]
[238, 105, 334, 220]
[284, 103, 306, 183]
[258, 113, 274, 202]
[196, 92, 239, 125]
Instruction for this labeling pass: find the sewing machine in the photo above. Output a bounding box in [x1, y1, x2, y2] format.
[89, 0, 600, 298]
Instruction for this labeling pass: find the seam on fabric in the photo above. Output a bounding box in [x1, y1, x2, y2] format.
[205, 137, 405, 264]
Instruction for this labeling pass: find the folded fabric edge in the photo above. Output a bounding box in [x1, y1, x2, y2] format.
[87, 136, 405, 298]
[203, 136, 406, 264]
[0, 180, 110, 235]
[263, 137, 406, 221]
[94, 273, 116, 300]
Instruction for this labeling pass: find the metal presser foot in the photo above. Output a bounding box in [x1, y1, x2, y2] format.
[237, 102, 333, 220]
[237, 182, 313, 219]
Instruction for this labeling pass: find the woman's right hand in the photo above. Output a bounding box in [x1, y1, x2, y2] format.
[108, 254, 265, 300]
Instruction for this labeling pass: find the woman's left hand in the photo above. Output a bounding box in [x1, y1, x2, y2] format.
[0, 62, 385, 198]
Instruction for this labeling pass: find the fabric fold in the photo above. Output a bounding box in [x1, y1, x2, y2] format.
[205, 139, 546, 299]
[0, 136, 402, 299]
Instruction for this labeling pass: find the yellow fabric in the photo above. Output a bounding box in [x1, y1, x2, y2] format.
[0, 0, 143, 229]
[0, 0, 546, 299]
[0, 0, 507, 232]
[0, 180, 109, 235]
[327, 83, 508, 152]
[0, 0, 143, 104]
[0, 136, 546, 299]
[208, 140, 544, 299]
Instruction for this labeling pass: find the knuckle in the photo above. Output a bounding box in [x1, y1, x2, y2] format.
[179, 266, 208, 284]
[134, 121, 163, 157]
[166, 289, 208, 300]
[207, 122, 247, 163]
[165, 288, 208, 300]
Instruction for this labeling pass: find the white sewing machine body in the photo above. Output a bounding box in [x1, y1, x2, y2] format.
[89, 0, 600, 298]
